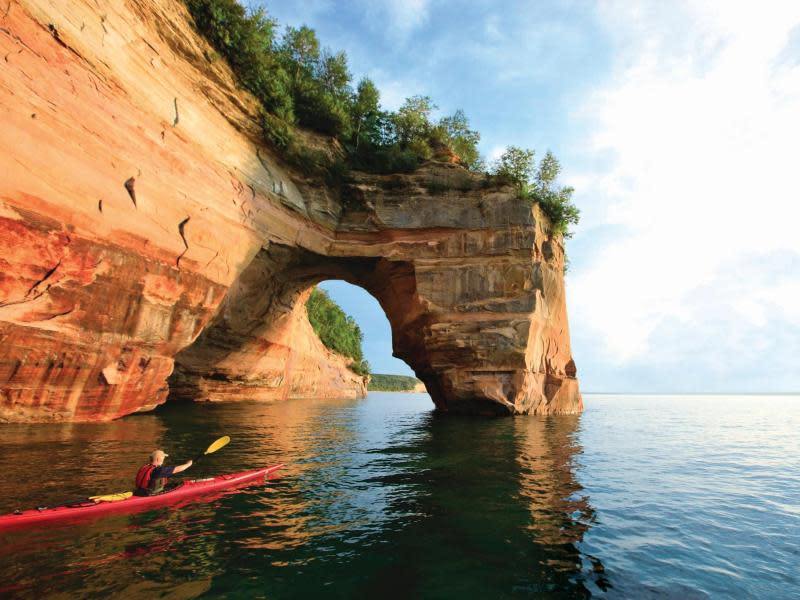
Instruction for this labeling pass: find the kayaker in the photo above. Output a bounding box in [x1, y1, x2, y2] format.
[133, 450, 192, 496]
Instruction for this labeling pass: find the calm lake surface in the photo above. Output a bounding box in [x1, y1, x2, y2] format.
[1, 393, 798, 598]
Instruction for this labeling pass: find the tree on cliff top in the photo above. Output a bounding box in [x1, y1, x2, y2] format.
[431, 109, 482, 171]
[350, 78, 381, 152]
[186, 0, 483, 173]
[492, 147, 580, 238]
[188, 0, 294, 120]
[278, 26, 354, 137]
[492, 147, 536, 187]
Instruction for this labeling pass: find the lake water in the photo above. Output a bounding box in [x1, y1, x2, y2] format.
[0, 393, 798, 598]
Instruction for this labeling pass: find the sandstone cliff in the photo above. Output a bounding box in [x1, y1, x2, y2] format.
[0, 0, 581, 422]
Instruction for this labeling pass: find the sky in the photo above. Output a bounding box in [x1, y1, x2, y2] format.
[254, 0, 800, 392]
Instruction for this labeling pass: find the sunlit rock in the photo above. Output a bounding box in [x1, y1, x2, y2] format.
[0, 0, 580, 421]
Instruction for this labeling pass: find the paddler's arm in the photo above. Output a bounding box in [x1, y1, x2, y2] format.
[172, 459, 193, 474]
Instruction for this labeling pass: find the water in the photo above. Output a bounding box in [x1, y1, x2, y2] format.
[0, 393, 798, 598]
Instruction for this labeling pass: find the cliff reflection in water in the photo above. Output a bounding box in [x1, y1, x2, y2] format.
[514, 416, 608, 589]
[0, 393, 604, 598]
[268, 405, 607, 598]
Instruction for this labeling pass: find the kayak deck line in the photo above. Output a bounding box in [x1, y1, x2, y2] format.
[0, 464, 284, 530]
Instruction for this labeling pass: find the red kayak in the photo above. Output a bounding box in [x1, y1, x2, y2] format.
[0, 464, 283, 530]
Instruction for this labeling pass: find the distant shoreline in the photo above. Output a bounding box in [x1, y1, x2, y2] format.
[368, 373, 425, 393]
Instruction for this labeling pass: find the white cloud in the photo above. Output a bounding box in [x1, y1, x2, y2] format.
[361, 0, 430, 41]
[571, 252, 800, 392]
[487, 145, 507, 163]
[568, 0, 800, 372]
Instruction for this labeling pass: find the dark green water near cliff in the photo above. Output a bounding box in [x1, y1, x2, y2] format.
[1, 393, 798, 598]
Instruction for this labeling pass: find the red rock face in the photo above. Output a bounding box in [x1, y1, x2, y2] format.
[0, 0, 580, 422]
[0, 209, 226, 421]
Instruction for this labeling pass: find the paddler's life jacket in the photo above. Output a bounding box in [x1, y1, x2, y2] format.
[134, 463, 156, 492]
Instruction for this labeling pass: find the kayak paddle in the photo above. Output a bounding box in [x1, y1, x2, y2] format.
[90, 491, 132, 502]
[192, 436, 230, 463]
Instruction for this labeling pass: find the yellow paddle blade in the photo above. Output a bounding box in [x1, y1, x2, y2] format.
[90, 491, 133, 503]
[205, 436, 230, 455]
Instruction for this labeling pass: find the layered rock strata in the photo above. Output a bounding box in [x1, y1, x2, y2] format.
[0, 0, 581, 422]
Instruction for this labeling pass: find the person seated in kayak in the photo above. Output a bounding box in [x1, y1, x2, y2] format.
[134, 450, 192, 496]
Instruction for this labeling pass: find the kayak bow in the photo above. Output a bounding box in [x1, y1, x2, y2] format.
[0, 464, 283, 530]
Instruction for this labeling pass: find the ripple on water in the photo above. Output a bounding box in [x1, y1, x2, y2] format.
[0, 393, 798, 598]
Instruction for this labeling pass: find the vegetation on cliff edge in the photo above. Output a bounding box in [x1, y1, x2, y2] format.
[186, 0, 481, 174]
[491, 147, 580, 238]
[185, 0, 579, 238]
[306, 288, 370, 376]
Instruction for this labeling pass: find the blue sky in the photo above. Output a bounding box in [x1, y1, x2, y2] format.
[254, 0, 800, 392]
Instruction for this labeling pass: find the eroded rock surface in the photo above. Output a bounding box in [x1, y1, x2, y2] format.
[0, 0, 581, 421]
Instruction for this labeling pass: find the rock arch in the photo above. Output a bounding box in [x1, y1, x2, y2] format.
[169, 176, 583, 417]
[169, 245, 421, 404]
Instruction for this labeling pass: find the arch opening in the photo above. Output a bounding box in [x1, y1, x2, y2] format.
[168, 243, 442, 407]
[313, 279, 416, 379]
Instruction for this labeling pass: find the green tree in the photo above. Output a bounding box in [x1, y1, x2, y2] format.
[280, 25, 320, 80]
[277, 27, 352, 137]
[535, 150, 560, 188]
[432, 109, 482, 170]
[492, 146, 536, 188]
[492, 147, 580, 238]
[187, 0, 293, 120]
[314, 49, 353, 136]
[318, 50, 351, 97]
[350, 78, 381, 151]
[392, 95, 436, 148]
[531, 151, 579, 238]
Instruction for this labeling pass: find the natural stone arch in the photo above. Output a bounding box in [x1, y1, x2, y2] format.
[169, 244, 427, 405]
[170, 209, 581, 416]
